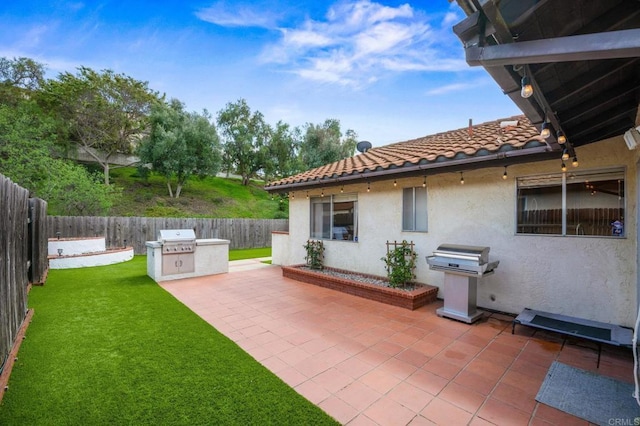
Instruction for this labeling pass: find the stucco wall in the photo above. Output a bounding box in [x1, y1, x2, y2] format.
[282, 135, 639, 327]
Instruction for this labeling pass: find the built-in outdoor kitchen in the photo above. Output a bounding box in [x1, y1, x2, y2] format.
[146, 229, 230, 282]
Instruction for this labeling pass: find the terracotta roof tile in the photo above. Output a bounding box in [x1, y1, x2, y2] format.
[266, 115, 545, 189]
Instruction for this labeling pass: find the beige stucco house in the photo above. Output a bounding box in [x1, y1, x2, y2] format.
[266, 116, 638, 327]
[266, 1, 640, 328]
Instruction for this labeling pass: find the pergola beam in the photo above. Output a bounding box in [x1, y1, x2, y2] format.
[465, 28, 640, 66]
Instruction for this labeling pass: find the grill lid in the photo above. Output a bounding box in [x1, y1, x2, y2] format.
[158, 229, 196, 243]
[432, 244, 489, 264]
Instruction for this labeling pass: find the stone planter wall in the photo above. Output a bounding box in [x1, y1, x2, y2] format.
[282, 265, 438, 310]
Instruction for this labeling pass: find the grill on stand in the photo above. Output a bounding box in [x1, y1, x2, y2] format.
[158, 229, 196, 275]
[426, 244, 499, 323]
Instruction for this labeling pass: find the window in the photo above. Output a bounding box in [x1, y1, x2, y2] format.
[310, 194, 358, 241]
[402, 187, 428, 232]
[517, 168, 625, 237]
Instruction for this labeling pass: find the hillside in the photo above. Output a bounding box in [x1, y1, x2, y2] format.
[108, 167, 288, 219]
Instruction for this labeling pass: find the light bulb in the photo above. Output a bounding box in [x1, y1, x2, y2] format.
[572, 157, 579, 167]
[561, 162, 567, 172]
[557, 131, 566, 144]
[562, 150, 569, 161]
[521, 76, 533, 98]
[540, 122, 550, 139]
[393, 179, 397, 187]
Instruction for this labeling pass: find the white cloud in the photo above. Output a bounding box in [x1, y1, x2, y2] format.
[425, 76, 493, 95]
[441, 11, 461, 28]
[260, 0, 470, 87]
[282, 27, 333, 48]
[196, 2, 280, 29]
[426, 82, 473, 96]
[17, 24, 51, 49]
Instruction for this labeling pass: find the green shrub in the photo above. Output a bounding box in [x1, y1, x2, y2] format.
[381, 240, 417, 288]
[304, 240, 324, 270]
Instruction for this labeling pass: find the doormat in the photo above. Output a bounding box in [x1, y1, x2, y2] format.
[536, 361, 640, 425]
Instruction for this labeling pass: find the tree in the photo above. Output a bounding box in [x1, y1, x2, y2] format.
[0, 100, 119, 216]
[299, 119, 357, 169]
[216, 98, 269, 185]
[137, 99, 221, 198]
[263, 121, 302, 182]
[0, 56, 45, 104]
[40, 67, 160, 185]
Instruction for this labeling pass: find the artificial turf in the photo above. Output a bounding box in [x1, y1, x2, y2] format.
[228, 247, 271, 261]
[0, 256, 338, 425]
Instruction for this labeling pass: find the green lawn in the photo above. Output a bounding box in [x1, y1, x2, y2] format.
[228, 247, 271, 261]
[0, 256, 337, 425]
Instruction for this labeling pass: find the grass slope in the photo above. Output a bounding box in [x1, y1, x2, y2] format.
[0, 257, 336, 425]
[108, 167, 288, 219]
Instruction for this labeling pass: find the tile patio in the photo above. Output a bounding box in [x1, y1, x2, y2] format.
[160, 262, 634, 425]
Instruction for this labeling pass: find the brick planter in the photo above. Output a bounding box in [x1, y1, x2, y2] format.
[282, 265, 438, 310]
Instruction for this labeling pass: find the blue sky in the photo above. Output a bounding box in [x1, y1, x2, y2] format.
[0, 0, 521, 146]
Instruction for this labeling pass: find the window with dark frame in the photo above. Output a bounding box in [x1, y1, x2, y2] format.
[516, 168, 625, 237]
[310, 194, 358, 241]
[402, 187, 428, 232]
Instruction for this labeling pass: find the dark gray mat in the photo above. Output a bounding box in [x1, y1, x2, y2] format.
[515, 308, 632, 346]
[536, 361, 640, 425]
[530, 314, 611, 341]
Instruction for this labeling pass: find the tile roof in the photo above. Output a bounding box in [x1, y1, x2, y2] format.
[266, 115, 549, 191]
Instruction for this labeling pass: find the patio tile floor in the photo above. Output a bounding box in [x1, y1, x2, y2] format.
[161, 264, 635, 425]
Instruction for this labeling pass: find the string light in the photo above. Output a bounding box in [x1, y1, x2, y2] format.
[306, 191, 309, 199]
[521, 75, 533, 98]
[321, 188, 324, 197]
[502, 166, 508, 180]
[540, 120, 550, 139]
[572, 156, 579, 167]
[291, 192, 295, 200]
[562, 149, 569, 161]
[393, 179, 397, 187]
[460, 172, 464, 185]
[340, 185, 344, 193]
[422, 176, 426, 188]
[557, 131, 566, 144]
[561, 162, 567, 172]
[367, 181, 371, 192]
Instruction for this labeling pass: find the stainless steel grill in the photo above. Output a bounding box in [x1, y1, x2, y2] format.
[158, 229, 196, 275]
[426, 244, 499, 276]
[426, 244, 500, 323]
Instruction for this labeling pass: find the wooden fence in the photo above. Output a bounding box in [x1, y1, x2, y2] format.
[28, 198, 49, 284]
[46, 216, 289, 254]
[518, 208, 624, 236]
[0, 175, 47, 377]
